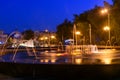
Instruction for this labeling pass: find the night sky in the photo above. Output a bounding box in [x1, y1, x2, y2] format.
[0, 0, 112, 33]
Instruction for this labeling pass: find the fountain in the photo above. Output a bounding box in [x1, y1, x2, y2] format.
[82, 45, 98, 54]
[12, 40, 38, 61]
[0, 31, 38, 62]
[1, 30, 120, 78]
[0, 31, 18, 56]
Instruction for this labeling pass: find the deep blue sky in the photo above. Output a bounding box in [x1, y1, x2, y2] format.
[0, 0, 112, 33]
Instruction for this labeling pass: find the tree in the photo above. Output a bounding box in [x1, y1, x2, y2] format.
[73, 6, 107, 45]
[111, 0, 120, 45]
[112, 0, 120, 7]
[56, 19, 73, 44]
[22, 29, 34, 40]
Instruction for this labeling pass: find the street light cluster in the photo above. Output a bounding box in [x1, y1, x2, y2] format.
[101, 8, 108, 14]
[73, 8, 111, 46]
[101, 8, 111, 45]
[40, 35, 55, 40]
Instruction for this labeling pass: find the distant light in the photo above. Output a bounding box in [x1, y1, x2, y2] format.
[101, 8, 108, 14]
[40, 37, 44, 40]
[45, 37, 48, 40]
[104, 26, 110, 31]
[45, 29, 48, 32]
[14, 33, 21, 38]
[45, 59, 49, 63]
[75, 31, 81, 35]
[51, 35, 55, 39]
[40, 60, 44, 62]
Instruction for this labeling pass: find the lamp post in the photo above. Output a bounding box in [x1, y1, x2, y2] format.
[75, 31, 81, 49]
[103, 26, 110, 43]
[50, 35, 55, 45]
[89, 24, 92, 45]
[101, 8, 111, 44]
[73, 24, 76, 46]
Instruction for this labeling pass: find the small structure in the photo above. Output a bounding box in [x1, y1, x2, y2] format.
[19, 40, 35, 47]
[65, 39, 74, 45]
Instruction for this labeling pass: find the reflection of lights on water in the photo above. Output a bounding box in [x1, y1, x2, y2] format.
[40, 59, 56, 63]
[98, 50, 113, 65]
[51, 59, 56, 63]
[51, 53, 56, 57]
[102, 58, 112, 64]
[40, 60, 44, 63]
[45, 51, 49, 53]
[72, 49, 81, 55]
[98, 49, 116, 54]
[75, 59, 82, 64]
[45, 59, 49, 63]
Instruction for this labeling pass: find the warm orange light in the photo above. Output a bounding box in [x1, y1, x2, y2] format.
[102, 58, 112, 64]
[75, 31, 81, 35]
[103, 26, 110, 31]
[40, 59, 44, 62]
[51, 35, 55, 39]
[45, 59, 49, 63]
[40, 37, 44, 40]
[75, 58, 82, 64]
[101, 8, 108, 14]
[51, 59, 56, 63]
[45, 37, 48, 40]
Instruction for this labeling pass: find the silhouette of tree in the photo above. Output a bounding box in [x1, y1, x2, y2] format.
[56, 19, 73, 43]
[22, 29, 34, 40]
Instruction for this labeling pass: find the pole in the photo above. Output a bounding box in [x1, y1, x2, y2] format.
[108, 13, 110, 44]
[73, 24, 76, 49]
[89, 24, 91, 45]
[73, 24, 75, 46]
[48, 32, 50, 46]
[76, 33, 77, 49]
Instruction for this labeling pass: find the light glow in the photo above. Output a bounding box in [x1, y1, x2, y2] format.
[75, 31, 81, 35]
[104, 26, 110, 31]
[51, 35, 55, 39]
[101, 8, 108, 14]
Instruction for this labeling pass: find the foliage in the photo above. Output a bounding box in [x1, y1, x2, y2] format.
[73, 6, 107, 45]
[56, 0, 120, 45]
[56, 19, 73, 43]
[22, 29, 34, 40]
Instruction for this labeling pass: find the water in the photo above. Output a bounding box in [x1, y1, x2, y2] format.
[1, 49, 120, 79]
[1, 49, 120, 65]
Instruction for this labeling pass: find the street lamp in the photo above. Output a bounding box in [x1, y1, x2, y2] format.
[75, 31, 81, 49]
[101, 8, 110, 29]
[103, 26, 110, 44]
[101, 8, 111, 45]
[51, 35, 55, 39]
[101, 8, 108, 14]
[50, 35, 55, 45]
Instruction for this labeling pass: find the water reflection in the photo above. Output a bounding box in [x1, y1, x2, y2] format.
[1, 49, 120, 65]
[40, 58, 56, 63]
[101, 58, 112, 64]
[51, 59, 56, 63]
[75, 58, 82, 64]
[45, 59, 49, 63]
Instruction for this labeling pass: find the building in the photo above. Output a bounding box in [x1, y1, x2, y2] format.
[0, 30, 8, 44]
[35, 29, 56, 47]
